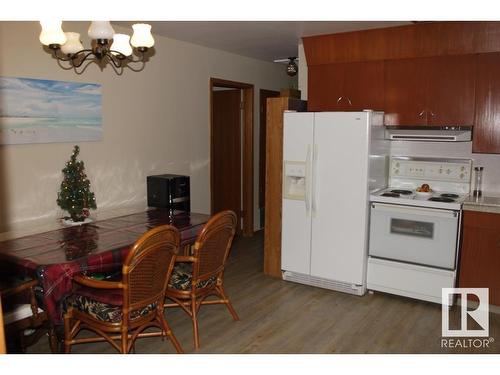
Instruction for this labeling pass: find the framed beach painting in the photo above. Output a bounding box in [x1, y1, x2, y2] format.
[0, 77, 102, 145]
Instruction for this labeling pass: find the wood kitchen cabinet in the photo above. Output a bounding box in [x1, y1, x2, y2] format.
[459, 210, 500, 305]
[473, 53, 500, 154]
[308, 60, 384, 112]
[384, 55, 476, 126]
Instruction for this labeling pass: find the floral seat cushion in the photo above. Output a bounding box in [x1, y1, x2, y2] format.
[168, 262, 217, 291]
[65, 287, 156, 323]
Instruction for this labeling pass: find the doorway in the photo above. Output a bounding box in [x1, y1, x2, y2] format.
[258, 89, 280, 228]
[210, 78, 254, 237]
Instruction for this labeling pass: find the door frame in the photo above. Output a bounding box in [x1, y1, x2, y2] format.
[210, 78, 254, 237]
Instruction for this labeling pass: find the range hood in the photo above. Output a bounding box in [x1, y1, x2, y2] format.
[385, 127, 472, 142]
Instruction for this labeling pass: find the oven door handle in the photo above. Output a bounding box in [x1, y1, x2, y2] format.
[371, 202, 458, 219]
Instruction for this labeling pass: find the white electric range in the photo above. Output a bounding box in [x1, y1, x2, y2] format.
[367, 156, 472, 305]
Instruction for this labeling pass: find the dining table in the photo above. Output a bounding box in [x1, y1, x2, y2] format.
[0, 208, 210, 352]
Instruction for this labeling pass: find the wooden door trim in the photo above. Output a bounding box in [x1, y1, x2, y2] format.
[210, 77, 254, 237]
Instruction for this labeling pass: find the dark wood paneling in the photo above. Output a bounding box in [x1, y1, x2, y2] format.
[426, 55, 476, 126]
[415, 22, 476, 57]
[384, 58, 427, 126]
[473, 53, 500, 154]
[459, 211, 500, 305]
[212, 90, 242, 231]
[474, 22, 500, 53]
[263, 98, 307, 278]
[303, 22, 500, 65]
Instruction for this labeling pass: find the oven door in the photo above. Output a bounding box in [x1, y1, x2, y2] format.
[369, 203, 459, 270]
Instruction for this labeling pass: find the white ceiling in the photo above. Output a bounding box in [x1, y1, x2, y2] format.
[116, 21, 411, 62]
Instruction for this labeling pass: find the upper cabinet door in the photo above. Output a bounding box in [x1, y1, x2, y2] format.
[473, 53, 500, 154]
[307, 64, 345, 111]
[384, 56, 476, 126]
[343, 61, 384, 111]
[384, 58, 428, 126]
[426, 55, 476, 126]
[307, 61, 384, 112]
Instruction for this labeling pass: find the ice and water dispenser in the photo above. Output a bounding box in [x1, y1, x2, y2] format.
[283, 161, 307, 200]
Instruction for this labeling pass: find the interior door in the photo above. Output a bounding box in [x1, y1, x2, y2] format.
[384, 58, 427, 126]
[310, 112, 371, 285]
[212, 89, 242, 231]
[281, 112, 314, 275]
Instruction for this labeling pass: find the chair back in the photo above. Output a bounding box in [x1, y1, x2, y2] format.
[192, 210, 237, 282]
[122, 225, 180, 316]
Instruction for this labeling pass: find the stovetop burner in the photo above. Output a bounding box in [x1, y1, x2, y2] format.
[390, 189, 413, 195]
[382, 192, 400, 197]
[428, 197, 455, 203]
[441, 193, 459, 199]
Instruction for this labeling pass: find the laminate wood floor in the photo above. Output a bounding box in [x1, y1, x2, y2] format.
[27, 232, 500, 354]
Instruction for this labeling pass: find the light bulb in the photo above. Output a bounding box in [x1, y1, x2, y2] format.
[88, 21, 115, 40]
[39, 21, 67, 46]
[61, 32, 84, 55]
[110, 34, 133, 57]
[130, 23, 154, 48]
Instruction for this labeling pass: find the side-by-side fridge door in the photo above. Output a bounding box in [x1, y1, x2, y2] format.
[281, 112, 314, 275]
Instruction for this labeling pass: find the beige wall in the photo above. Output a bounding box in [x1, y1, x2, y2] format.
[0, 21, 291, 238]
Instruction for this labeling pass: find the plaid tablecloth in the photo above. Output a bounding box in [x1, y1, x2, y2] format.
[0, 209, 209, 325]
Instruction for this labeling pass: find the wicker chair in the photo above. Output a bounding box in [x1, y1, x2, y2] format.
[164, 210, 239, 349]
[63, 225, 183, 354]
[0, 278, 48, 353]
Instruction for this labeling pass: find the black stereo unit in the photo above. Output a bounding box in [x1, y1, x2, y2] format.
[146, 174, 190, 212]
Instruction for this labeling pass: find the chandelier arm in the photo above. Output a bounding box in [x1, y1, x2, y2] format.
[56, 57, 79, 71]
[123, 52, 146, 72]
[124, 60, 146, 73]
[105, 50, 147, 72]
[107, 59, 125, 76]
[70, 51, 98, 68]
[105, 52, 125, 69]
[73, 59, 99, 75]
[52, 48, 94, 62]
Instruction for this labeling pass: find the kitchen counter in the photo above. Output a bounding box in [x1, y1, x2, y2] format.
[463, 195, 500, 214]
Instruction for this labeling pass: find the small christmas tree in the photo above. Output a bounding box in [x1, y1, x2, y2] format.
[57, 145, 97, 222]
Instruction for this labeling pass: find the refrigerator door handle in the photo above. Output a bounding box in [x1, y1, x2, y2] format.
[305, 144, 312, 217]
[312, 144, 318, 217]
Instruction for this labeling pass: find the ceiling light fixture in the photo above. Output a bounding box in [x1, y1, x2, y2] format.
[39, 21, 155, 74]
[273, 57, 299, 77]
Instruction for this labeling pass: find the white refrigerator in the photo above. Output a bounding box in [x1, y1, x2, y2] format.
[281, 111, 388, 295]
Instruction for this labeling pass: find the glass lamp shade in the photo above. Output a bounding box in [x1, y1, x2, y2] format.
[61, 32, 84, 55]
[110, 34, 133, 57]
[39, 21, 67, 46]
[88, 21, 115, 40]
[130, 23, 154, 48]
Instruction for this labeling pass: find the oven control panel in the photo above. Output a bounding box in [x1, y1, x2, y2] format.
[392, 160, 470, 181]
[389, 157, 472, 193]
